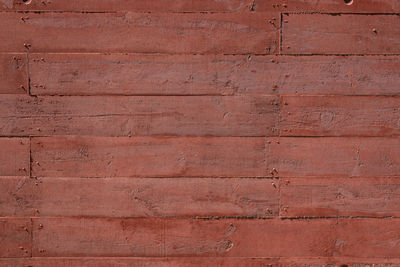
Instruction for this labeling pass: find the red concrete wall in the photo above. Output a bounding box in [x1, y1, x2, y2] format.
[0, 0, 399, 266]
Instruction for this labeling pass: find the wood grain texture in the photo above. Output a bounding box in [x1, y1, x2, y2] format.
[0, 257, 280, 267]
[21, 218, 400, 258]
[336, 219, 400, 258]
[0, 138, 29, 177]
[0, 95, 279, 137]
[282, 14, 400, 55]
[281, 177, 400, 218]
[32, 218, 164, 257]
[2, 257, 400, 267]
[0, 218, 31, 258]
[281, 96, 400, 136]
[266, 137, 400, 178]
[165, 218, 338, 257]
[2, 0, 399, 12]
[29, 54, 400, 96]
[0, 177, 279, 217]
[0, 0, 255, 11]
[166, 218, 400, 257]
[0, 53, 27, 94]
[279, 257, 400, 267]
[0, 12, 278, 54]
[0, 177, 35, 217]
[31, 136, 266, 178]
[1, 0, 400, 263]
[31, 218, 339, 257]
[255, 0, 400, 12]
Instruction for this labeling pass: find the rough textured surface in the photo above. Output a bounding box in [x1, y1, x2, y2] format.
[31, 136, 266, 178]
[0, 53, 27, 94]
[0, 218, 31, 258]
[2, 0, 399, 12]
[282, 14, 400, 55]
[165, 218, 338, 257]
[0, 177, 279, 217]
[30, 217, 400, 258]
[0, 12, 278, 54]
[256, 0, 400, 12]
[0, 0, 256, 12]
[281, 96, 400, 136]
[32, 218, 164, 257]
[1, 0, 399, 265]
[281, 177, 400, 218]
[29, 54, 400, 96]
[266, 137, 399, 178]
[2, 257, 400, 267]
[0, 138, 30, 177]
[0, 95, 279, 137]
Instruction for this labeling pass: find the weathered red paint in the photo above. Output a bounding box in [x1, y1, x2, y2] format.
[281, 96, 400, 136]
[0, 95, 279, 137]
[31, 136, 266, 177]
[1, 257, 400, 266]
[0, 12, 278, 54]
[0, 218, 31, 258]
[266, 137, 399, 178]
[2, 0, 399, 12]
[0, 177, 279, 217]
[282, 14, 400, 55]
[0, 138, 29, 177]
[32, 218, 164, 257]
[29, 54, 400, 96]
[0, 53, 27, 94]
[281, 177, 400, 218]
[0, 0, 399, 264]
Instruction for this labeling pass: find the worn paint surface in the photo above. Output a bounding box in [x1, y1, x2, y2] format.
[0, 0, 399, 265]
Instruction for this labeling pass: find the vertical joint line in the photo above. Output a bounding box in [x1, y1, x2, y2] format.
[29, 136, 32, 178]
[278, 177, 282, 218]
[279, 95, 283, 137]
[279, 13, 283, 54]
[263, 137, 268, 180]
[26, 53, 32, 96]
[30, 217, 33, 257]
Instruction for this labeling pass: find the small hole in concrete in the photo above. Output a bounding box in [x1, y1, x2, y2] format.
[344, 0, 353, 5]
[340, 265, 349, 267]
[22, 0, 32, 4]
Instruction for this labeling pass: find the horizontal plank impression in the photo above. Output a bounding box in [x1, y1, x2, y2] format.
[29, 218, 400, 258]
[0, 138, 29, 177]
[0, 95, 279, 136]
[166, 218, 400, 257]
[0, 177, 279, 217]
[256, 0, 400, 13]
[336, 218, 400, 258]
[282, 14, 400, 55]
[0, 218, 31, 258]
[266, 137, 399, 178]
[0, 54, 27, 94]
[0, 12, 278, 54]
[0, 257, 281, 267]
[29, 54, 400, 96]
[2, 257, 400, 267]
[3, 0, 399, 13]
[281, 177, 400, 218]
[279, 257, 400, 266]
[281, 96, 400, 136]
[0, 0, 254, 11]
[32, 218, 164, 257]
[165, 218, 336, 257]
[31, 136, 266, 178]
